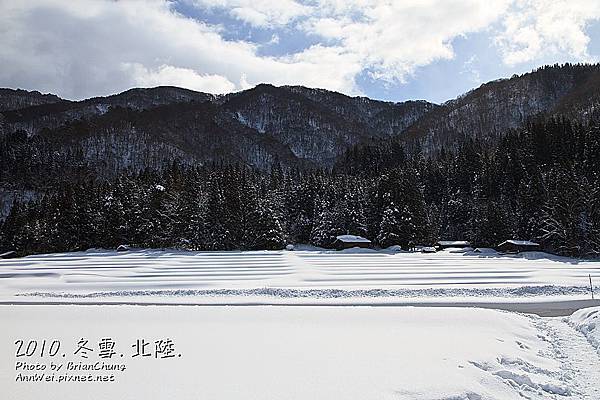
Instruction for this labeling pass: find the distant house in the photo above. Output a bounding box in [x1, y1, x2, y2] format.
[473, 248, 497, 255]
[331, 235, 372, 250]
[0, 250, 18, 259]
[435, 240, 471, 250]
[497, 240, 540, 253]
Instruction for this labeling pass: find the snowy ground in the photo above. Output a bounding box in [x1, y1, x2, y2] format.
[2, 305, 600, 400]
[1, 248, 599, 314]
[3, 249, 600, 398]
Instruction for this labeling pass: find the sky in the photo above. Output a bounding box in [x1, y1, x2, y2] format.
[1, 0, 600, 104]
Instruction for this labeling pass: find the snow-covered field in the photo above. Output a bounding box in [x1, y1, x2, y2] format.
[2, 305, 600, 400]
[3, 249, 600, 399]
[1, 248, 599, 313]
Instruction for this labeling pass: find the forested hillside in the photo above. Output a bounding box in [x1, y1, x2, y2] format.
[2, 115, 598, 257]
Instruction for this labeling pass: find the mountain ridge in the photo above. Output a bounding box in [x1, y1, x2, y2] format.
[1, 63, 600, 174]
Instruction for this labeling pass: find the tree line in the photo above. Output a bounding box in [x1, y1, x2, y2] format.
[1, 116, 599, 257]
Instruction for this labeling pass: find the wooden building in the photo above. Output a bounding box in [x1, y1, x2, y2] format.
[0, 250, 18, 259]
[331, 235, 372, 250]
[497, 240, 540, 253]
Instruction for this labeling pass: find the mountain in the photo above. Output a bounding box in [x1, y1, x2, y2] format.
[0, 88, 62, 112]
[399, 64, 600, 151]
[220, 84, 437, 165]
[0, 85, 436, 171]
[1, 63, 600, 177]
[1, 87, 215, 136]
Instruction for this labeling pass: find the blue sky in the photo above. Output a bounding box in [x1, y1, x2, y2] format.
[1, 0, 600, 103]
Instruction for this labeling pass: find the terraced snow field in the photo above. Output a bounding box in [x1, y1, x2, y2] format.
[1, 249, 599, 304]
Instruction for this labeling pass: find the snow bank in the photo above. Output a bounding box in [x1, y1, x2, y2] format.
[384, 244, 404, 252]
[569, 306, 600, 353]
[338, 246, 378, 253]
[21, 285, 600, 300]
[446, 246, 474, 253]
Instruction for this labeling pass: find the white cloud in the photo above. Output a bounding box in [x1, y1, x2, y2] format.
[0, 0, 359, 99]
[267, 34, 280, 45]
[495, 0, 600, 65]
[191, 0, 311, 27]
[123, 63, 237, 93]
[1, 0, 599, 101]
[461, 55, 482, 84]
[283, 44, 364, 90]
[301, 0, 513, 83]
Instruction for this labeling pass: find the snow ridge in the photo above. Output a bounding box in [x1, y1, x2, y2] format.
[569, 307, 600, 354]
[19, 285, 599, 299]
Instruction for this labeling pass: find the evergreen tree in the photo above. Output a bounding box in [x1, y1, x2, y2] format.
[376, 203, 414, 249]
[248, 198, 286, 250]
[310, 199, 344, 247]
